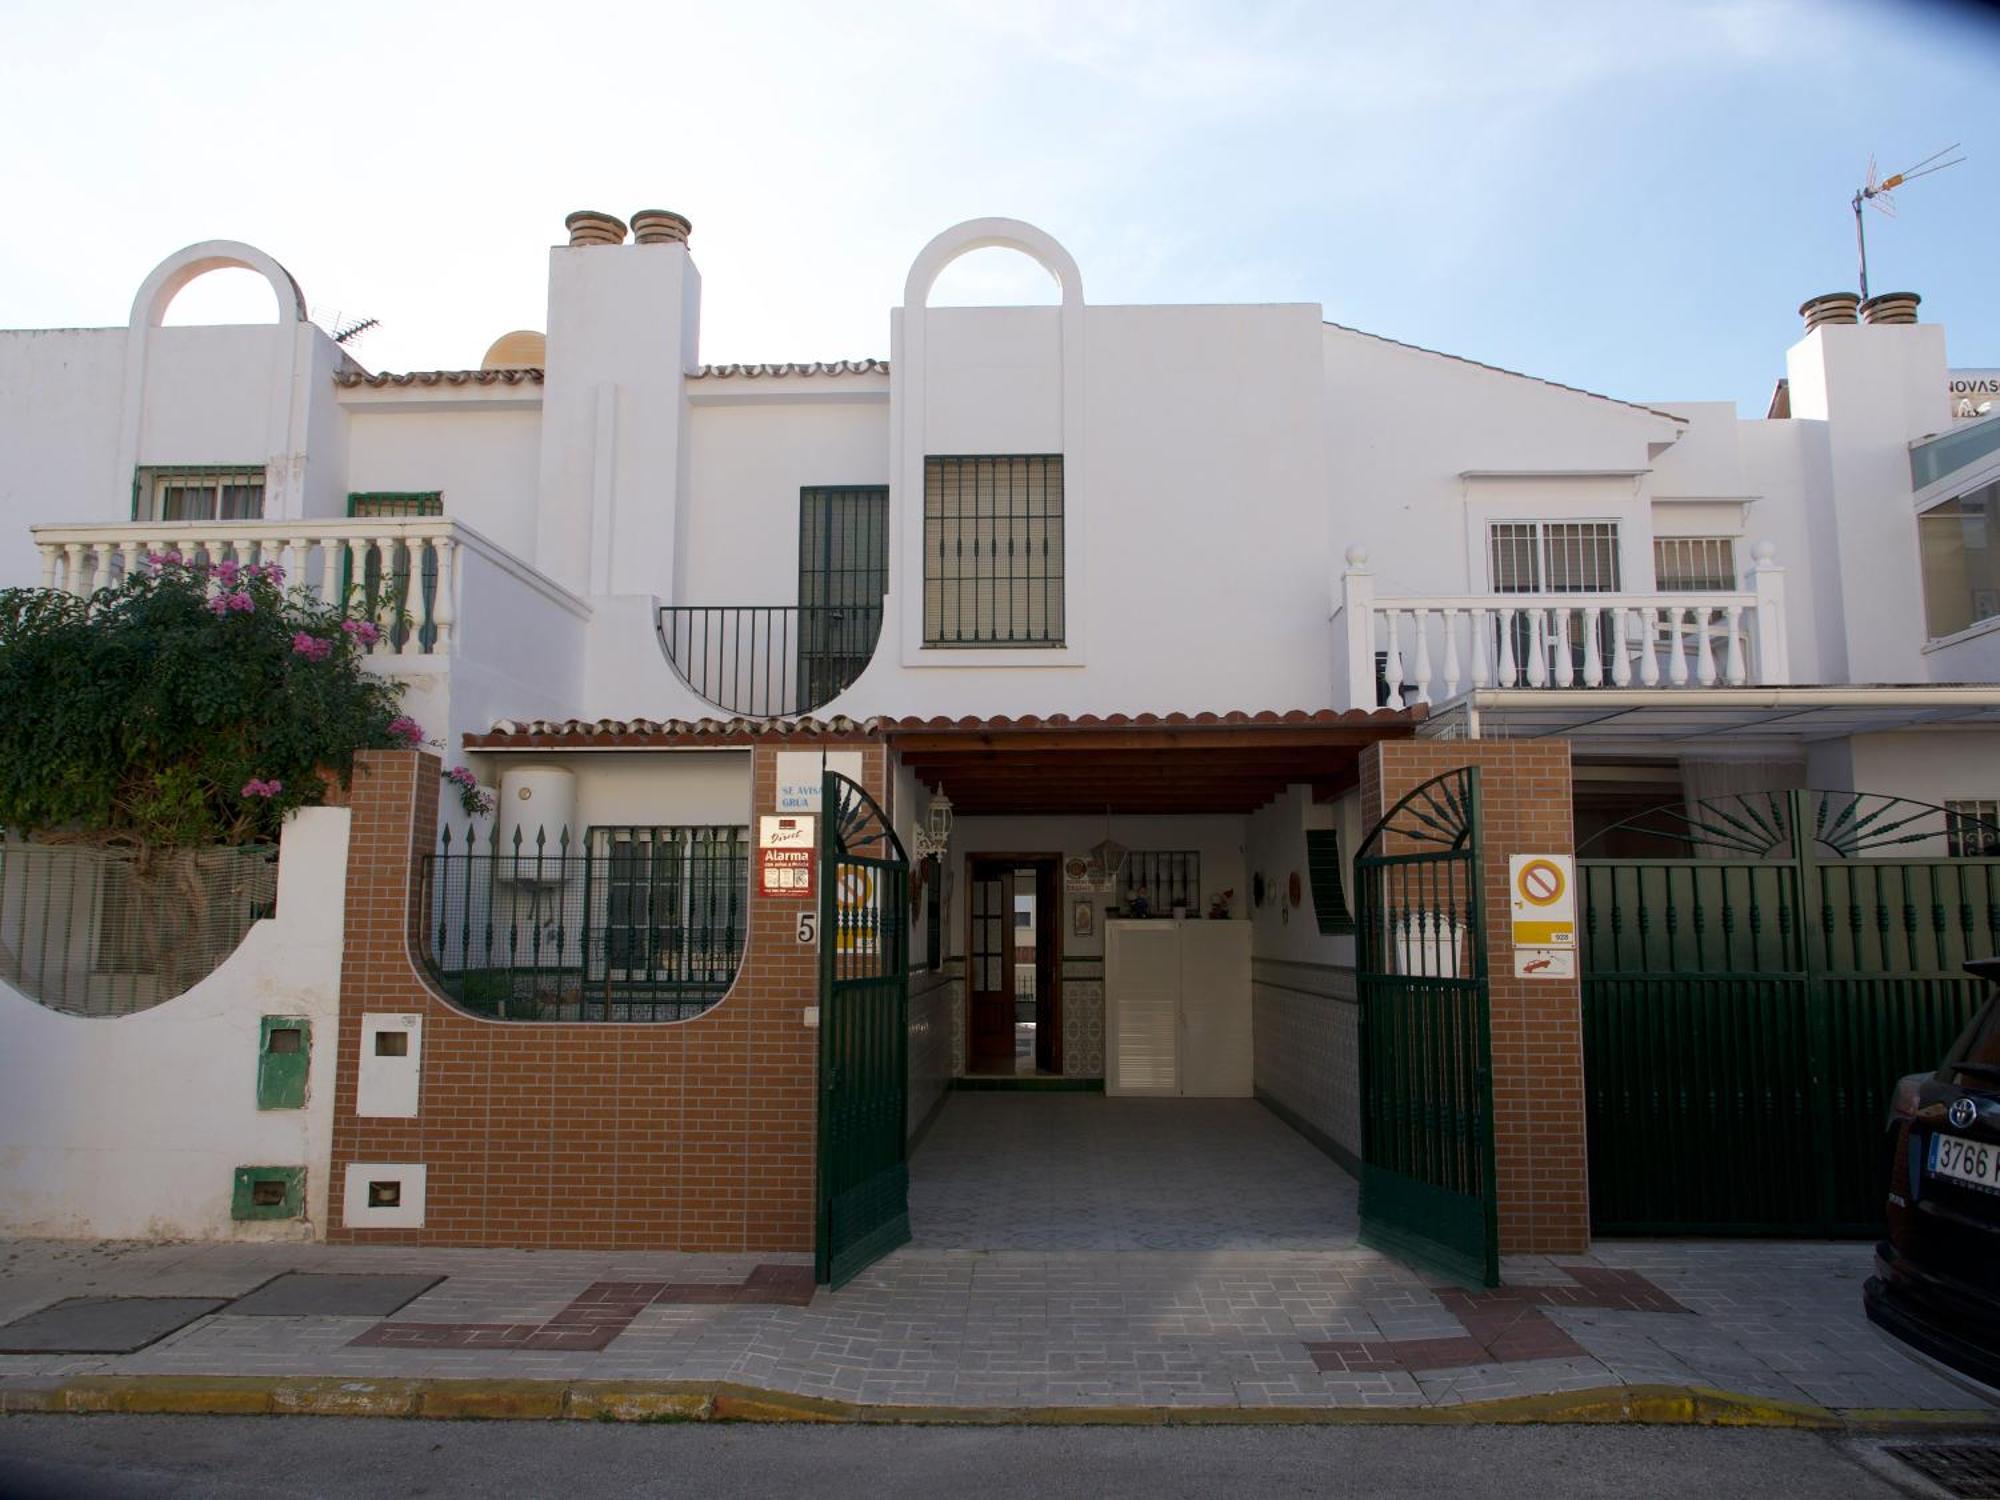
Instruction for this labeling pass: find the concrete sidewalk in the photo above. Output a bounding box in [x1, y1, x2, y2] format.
[0, 1237, 1991, 1423]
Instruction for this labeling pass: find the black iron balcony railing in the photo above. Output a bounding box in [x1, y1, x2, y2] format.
[657, 604, 885, 718]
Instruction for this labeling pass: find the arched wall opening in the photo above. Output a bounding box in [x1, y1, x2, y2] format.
[158, 266, 285, 326]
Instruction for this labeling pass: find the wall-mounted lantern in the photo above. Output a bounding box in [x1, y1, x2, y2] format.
[913, 788, 954, 859]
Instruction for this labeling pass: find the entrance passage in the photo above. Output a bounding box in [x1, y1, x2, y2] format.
[1581, 790, 2000, 1237]
[909, 1094, 1358, 1250]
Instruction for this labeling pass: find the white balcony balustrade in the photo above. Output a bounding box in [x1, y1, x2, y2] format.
[1333, 542, 1791, 710]
[34, 518, 469, 658]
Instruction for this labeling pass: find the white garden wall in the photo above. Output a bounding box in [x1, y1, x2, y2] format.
[0, 807, 350, 1241]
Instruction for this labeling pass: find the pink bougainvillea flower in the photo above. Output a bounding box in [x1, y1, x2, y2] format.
[205, 594, 231, 616]
[214, 559, 241, 586]
[290, 632, 333, 661]
[240, 778, 283, 799]
[255, 562, 285, 586]
[341, 619, 382, 647]
[387, 715, 424, 746]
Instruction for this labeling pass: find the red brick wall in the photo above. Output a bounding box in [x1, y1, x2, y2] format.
[325, 743, 884, 1250]
[1361, 739, 1586, 1255]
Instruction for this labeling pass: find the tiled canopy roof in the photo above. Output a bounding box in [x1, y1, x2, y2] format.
[466, 707, 1418, 749]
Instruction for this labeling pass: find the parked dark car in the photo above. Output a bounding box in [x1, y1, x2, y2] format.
[1866, 956, 2000, 1394]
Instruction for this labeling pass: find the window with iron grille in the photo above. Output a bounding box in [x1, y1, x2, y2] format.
[346, 493, 443, 651]
[1121, 852, 1200, 913]
[1946, 800, 2000, 858]
[1654, 536, 1738, 592]
[591, 826, 749, 1005]
[1489, 521, 1622, 593]
[923, 455, 1064, 646]
[799, 486, 888, 704]
[133, 466, 266, 523]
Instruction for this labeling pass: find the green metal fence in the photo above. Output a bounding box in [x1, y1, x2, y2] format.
[0, 837, 277, 1017]
[816, 770, 911, 1287]
[1354, 767, 1498, 1288]
[421, 822, 749, 1022]
[1580, 790, 2000, 1236]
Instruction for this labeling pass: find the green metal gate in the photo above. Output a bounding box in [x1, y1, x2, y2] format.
[1354, 767, 1499, 1288]
[1581, 790, 2000, 1236]
[816, 770, 911, 1287]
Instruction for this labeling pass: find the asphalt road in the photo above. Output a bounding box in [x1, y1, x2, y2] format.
[0, 1414, 1971, 1498]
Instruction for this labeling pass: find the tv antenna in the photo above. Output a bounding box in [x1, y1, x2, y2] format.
[1853, 144, 1964, 300]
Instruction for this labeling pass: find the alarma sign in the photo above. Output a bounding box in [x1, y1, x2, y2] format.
[758, 815, 815, 899]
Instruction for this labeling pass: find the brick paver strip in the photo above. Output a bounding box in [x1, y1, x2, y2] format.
[1303, 1267, 1686, 1373]
[348, 1264, 812, 1351]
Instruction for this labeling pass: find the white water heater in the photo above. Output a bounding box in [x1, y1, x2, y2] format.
[496, 767, 576, 882]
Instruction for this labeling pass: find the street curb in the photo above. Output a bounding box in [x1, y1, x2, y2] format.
[1, 1377, 1995, 1429]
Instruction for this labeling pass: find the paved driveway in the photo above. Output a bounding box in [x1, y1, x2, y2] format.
[908, 1094, 1360, 1250]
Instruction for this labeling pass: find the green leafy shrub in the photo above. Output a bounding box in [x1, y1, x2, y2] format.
[0, 553, 413, 847]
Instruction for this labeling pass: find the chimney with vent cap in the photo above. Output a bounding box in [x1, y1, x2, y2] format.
[537, 204, 701, 601]
[1799, 292, 1860, 332]
[1860, 291, 1920, 325]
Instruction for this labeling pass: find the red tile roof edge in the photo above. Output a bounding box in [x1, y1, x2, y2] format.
[464, 706, 1422, 748]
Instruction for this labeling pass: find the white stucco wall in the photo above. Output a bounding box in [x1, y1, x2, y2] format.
[0, 328, 127, 586]
[459, 750, 753, 837]
[344, 404, 544, 563]
[0, 807, 350, 1240]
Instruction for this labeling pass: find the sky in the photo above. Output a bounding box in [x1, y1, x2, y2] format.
[1, 0, 1994, 415]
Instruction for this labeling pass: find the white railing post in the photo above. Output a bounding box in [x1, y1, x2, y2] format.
[1525, 609, 1549, 687]
[1610, 607, 1632, 686]
[1724, 603, 1747, 685]
[1581, 606, 1603, 687]
[1470, 607, 1492, 688]
[1381, 608, 1405, 710]
[1496, 608, 1517, 687]
[37, 544, 58, 592]
[1335, 546, 1377, 710]
[1639, 607, 1662, 685]
[432, 536, 458, 654]
[1441, 607, 1462, 697]
[1749, 540, 1789, 684]
[1667, 608, 1690, 686]
[1409, 607, 1434, 705]
[1552, 608, 1575, 688]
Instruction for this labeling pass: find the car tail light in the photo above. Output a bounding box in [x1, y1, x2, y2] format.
[1888, 1072, 1926, 1126]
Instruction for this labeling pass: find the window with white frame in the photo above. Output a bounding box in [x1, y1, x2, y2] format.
[1919, 479, 2000, 640]
[1654, 536, 1738, 592]
[133, 466, 266, 524]
[1946, 800, 2000, 858]
[1489, 521, 1621, 593]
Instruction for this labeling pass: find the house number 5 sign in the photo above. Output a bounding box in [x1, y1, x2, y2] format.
[796, 910, 818, 946]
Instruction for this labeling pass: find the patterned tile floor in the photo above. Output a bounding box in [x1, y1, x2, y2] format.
[909, 1094, 1360, 1250]
[0, 1097, 1988, 1415]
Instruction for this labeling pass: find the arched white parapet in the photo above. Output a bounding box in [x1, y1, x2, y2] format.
[894, 219, 1089, 673]
[117, 240, 316, 523]
[903, 217, 1085, 312]
[129, 240, 308, 329]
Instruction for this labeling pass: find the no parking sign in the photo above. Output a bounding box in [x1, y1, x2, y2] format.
[1509, 853, 1576, 979]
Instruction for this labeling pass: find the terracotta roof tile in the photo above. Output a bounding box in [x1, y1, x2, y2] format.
[466, 706, 1419, 749]
[335, 368, 543, 388]
[688, 359, 888, 379]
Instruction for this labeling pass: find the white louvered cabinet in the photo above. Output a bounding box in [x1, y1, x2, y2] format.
[1104, 919, 1252, 1097]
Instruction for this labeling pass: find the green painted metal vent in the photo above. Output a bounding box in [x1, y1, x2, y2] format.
[231, 1165, 304, 1221]
[1305, 830, 1354, 935]
[256, 1015, 310, 1110]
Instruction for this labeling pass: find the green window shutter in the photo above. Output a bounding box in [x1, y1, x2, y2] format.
[231, 1165, 305, 1220]
[256, 1015, 310, 1110]
[1305, 830, 1355, 936]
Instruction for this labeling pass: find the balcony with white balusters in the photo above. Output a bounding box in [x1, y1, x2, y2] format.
[1333, 541, 1791, 712]
[30, 516, 590, 754]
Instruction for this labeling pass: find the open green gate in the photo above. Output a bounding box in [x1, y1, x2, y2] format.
[1354, 767, 1499, 1288]
[1581, 790, 2000, 1236]
[815, 771, 911, 1287]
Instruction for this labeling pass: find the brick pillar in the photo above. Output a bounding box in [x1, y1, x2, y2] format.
[1360, 739, 1586, 1255]
[323, 740, 882, 1250]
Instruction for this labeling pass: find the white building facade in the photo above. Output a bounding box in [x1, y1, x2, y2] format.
[3, 210, 1998, 1257]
